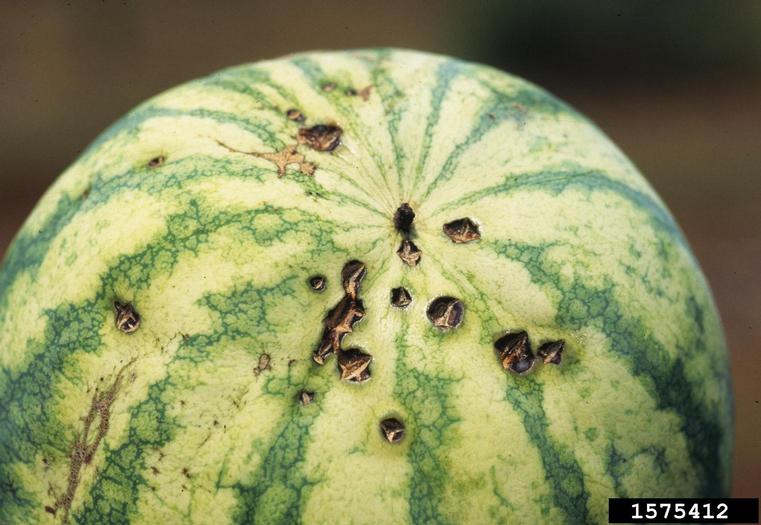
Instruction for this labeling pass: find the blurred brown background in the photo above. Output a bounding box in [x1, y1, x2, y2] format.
[1, 0, 759, 497]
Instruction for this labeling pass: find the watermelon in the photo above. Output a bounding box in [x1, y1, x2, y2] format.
[0, 49, 732, 524]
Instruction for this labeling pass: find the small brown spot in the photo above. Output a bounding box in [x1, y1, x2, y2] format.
[341, 260, 367, 298]
[182, 467, 192, 479]
[286, 108, 305, 122]
[426, 297, 464, 330]
[443, 218, 481, 243]
[298, 124, 342, 152]
[397, 239, 421, 267]
[358, 85, 372, 101]
[45, 506, 56, 515]
[213, 419, 219, 426]
[380, 418, 405, 443]
[394, 203, 415, 234]
[298, 390, 315, 405]
[254, 353, 272, 376]
[337, 348, 372, 383]
[80, 186, 91, 200]
[345, 87, 358, 96]
[390, 287, 412, 308]
[113, 302, 140, 334]
[321, 82, 337, 92]
[151, 466, 160, 475]
[147, 155, 165, 168]
[309, 275, 326, 292]
[537, 340, 565, 365]
[494, 331, 535, 374]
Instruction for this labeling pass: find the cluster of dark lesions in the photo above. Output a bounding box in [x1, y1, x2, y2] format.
[312, 260, 372, 384]
[113, 301, 140, 334]
[321, 80, 373, 101]
[494, 330, 565, 374]
[394, 203, 422, 267]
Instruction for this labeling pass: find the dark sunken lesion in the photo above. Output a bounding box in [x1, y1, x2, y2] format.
[494, 331, 535, 374]
[298, 390, 315, 406]
[426, 297, 464, 330]
[397, 239, 422, 267]
[380, 417, 405, 443]
[393, 203, 415, 234]
[113, 302, 140, 334]
[337, 347, 373, 383]
[390, 287, 412, 309]
[443, 218, 481, 243]
[308, 275, 326, 292]
[147, 155, 166, 168]
[286, 108, 305, 122]
[298, 124, 343, 152]
[537, 340, 565, 365]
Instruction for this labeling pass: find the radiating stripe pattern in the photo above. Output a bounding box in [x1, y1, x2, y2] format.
[0, 49, 731, 525]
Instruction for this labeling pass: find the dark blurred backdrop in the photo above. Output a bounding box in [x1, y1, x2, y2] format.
[1, 0, 759, 497]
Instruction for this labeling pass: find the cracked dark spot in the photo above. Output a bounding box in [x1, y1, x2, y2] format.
[394, 203, 415, 234]
[337, 348, 372, 383]
[313, 260, 367, 365]
[147, 155, 165, 168]
[321, 82, 337, 92]
[537, 340, 565, 365]
[286, 108, 305, 122]
[426, 297, 464, 330]
[298, 390, 315, 406]
[443, 218, 481, 243]
[341, 260, 367, 298]
[390, 287, 412, 308]
[397, 239, 421, 267]
[494, 331, 535, 374]
[298, 124, 342, 152]
[380, 418, 405, 443]
[253, 353, 271, 376]
[113, 302, 140, 334]
[309, 275, 326, 292]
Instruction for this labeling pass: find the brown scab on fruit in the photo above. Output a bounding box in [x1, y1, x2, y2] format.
[426, 297, 464, 330]
[114, 302, 140, 333]
[394, 203, 415, 234]
[298, 390, 315, 406]
[380, 418, 405, 443]
[397, 239, 421, 267]
[216, 140, 314, 177]
[494, 331, 535, 374]
[443, 218, 481, 243]
[286, 108, 305, 122]
[390, 287, 412, 308]
[298, 124, 343, 152]
[537, 340, 565, 365]
[341, 260, 367, 298]
[313, 260, 367, 365]
[337, 348, 372, 383]
[147, 155, 165, 168]
[309, 275, 326, 292]
[253, 353, 272, 376]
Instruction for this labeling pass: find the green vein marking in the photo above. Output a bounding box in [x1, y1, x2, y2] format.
[506, 378, 591, 525]
[491, 240, 727, 497]
[419, 80, 572, 201]
[356, 50, 408, 200]
[409, 59, 463, 198]
[394, 318, 460, 525]
[433, 166, 688, 250]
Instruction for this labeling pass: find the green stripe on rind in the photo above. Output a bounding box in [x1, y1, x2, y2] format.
[506, 378, 591, 525]
[394, 319, 460, 525]
[490, 240, 728, 496]
[434, 166, 688, 250]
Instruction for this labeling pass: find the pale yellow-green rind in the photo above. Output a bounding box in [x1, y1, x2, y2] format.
[0, 49, 732, 525]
